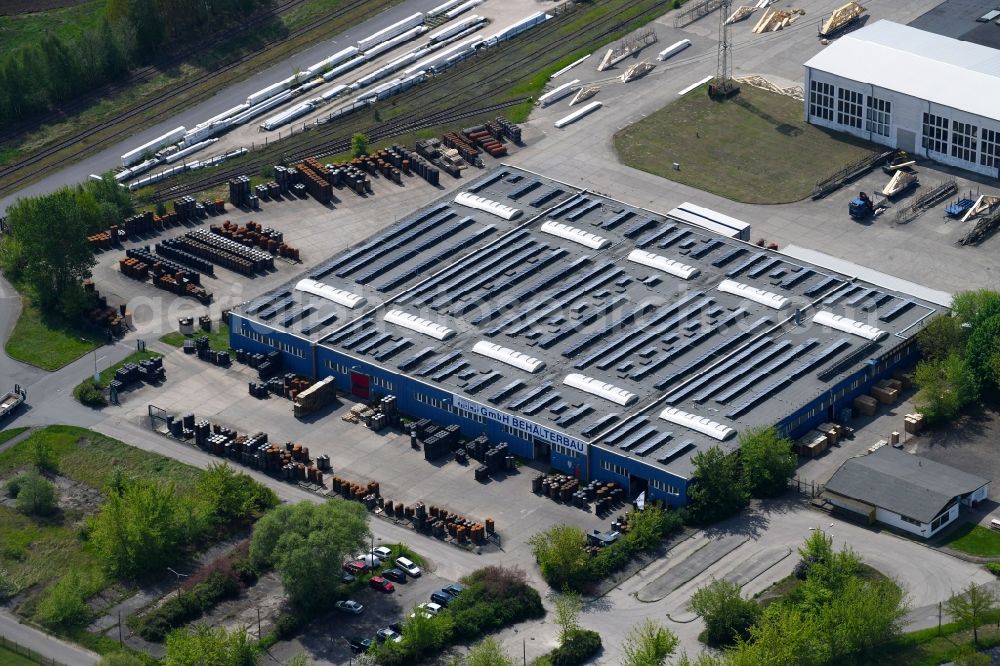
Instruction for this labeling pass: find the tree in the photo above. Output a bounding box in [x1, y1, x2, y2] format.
[33, 437, 57, 473]
[952, 289, 1000, 328]
[15, 473, 56, 517]
[88, 478, 193, 579]
[914, 352, 978, 424]
[464, 637, 516, 666]
[164, 625, 259, 666]
[3, 187, 97, 312]
[689, 579, 760, 647]
[620, 619, 679, 666]
[965, 313, 1000, 392]
[249, 499, 369, 610]
[352, 132, 369, 158]
[196, 463, 278, 526]
[686, 446, 748, 525]
[946, 583, 998, 647]
[553, 590, 583, 643]
[954, 644, 991, 666]
[527, 524, 589, 591]
[97, 653, 145, 666]
[819, 576, 907, 658]
[397, 605, 453, 658]
[34, 572, 90, 630]
[737, 426, 795, 498]
[918, 314, 966, 362]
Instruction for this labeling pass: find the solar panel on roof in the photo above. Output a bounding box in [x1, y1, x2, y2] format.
[301, 312, 338, 336]
[691, 340, 792, 403]
[879, 299, 915, 322]
[845, 289, 875, 307]
[336, 209, 457, 279]
[556, 404, 594, 427]
[508, 179, 542, 200]
[803, 275, 841, 297]
[530, 188, 565, 208]
[662, 336, 773, 401]
[711, 246, 747, 267]
[259, 297, 294, 320]
[429, 242, 548, 310]
[633, 431, 672, 457]
[431, 360, 468, 382]
[816, 341, 877, 382]
[635, 225, 677, 248]
[452, 248, 569, 318]
[377, 225, 497, 293]
[489, 380, 525, 404]
[658, 440, 695, 464]
[546, 195, 588, 218]
[501, 265, 624, 337]
[724, 253, 765, 278]
[746, 257, 782, 279]
[521, 392, 561, 416]
[470, 253, 589, 324]
[509, 382, 553, 410]
[354, 332, 394, 355]
[623, 218, 658, 238]
[249, 290, 291, 315]
[657, 229, 691, 249]
[619, 425, 659, 451]
[689, 239, 724, 259]
[648, 307, 750, 389]
[714, 338, 819, 404]
[398, 347, 437, 372]
[601, 210, 636, 229]
[280, 305, 315, 328]
[602, 418, 649, 447]
[823, 284, 863, 306]
[466, 372, 503, 394]
[561, 302, 657, 358]
[416, 350, 463, 377]
[355, 216, 476, 284]
[779, 268, 813, 289]
[373, 338, 413, 361]
[861, 293, 894, 312]
[342, 328, 380, 350]
[581, 413, 620, 438]
[565, 200, 602, 222]
[466, 170, 509, 193]
[536, 295, 628, 349]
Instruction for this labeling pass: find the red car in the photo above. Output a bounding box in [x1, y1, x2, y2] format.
[369, 576, 395, 593]
[343, 560, 367, 575]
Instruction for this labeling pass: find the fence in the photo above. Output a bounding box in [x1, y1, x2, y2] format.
[789, 476, 823, 498]
[0, 635, 66, 665]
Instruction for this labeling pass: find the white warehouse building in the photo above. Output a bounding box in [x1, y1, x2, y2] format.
[803, 20, 1000, 178]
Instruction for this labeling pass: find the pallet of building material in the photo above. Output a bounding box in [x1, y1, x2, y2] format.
[597, 28, 658, 71]
[881, 170, 917, 198]
[620, 61, 655, 83]
[960, 194, 1000, 222]
[726, 5, 756, 23]
[853, 394, 877, 416]
[904, 413, 924, 435]
[891, 369, 914, 389]
[797, 431, 828, 457]
[733, 75, 804, 101]
[569, 86, 600, 106]
[960, 205, 1000, 245]
[293, 376, 338, 418]
[752, 7, 802, 33]
[871, 385, 898, 405]
[819, 2, 865, 38]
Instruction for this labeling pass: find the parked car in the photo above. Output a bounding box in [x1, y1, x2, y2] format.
[335, 600, 364, 615]
[347, 636, 372, 654]
[355, 554, 381, 569]
[341, 571, 356, 584]
[430, 591, 453, 606]
[342, 560, 367, 575]
[383, 568, 407, 583]
[372, 546, 393, 560]
[444, 583, 465, 597]
[369, 576, 395, 593]
[396, 556, 421, 577]
[375, 627, 403, 644]
[410, 602, 442, 618]
[389, 621, 403, 635]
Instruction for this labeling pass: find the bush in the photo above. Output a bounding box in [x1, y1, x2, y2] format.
[5, 473, 26, 498]
[449, 566, 544, 640]
[547, 629, 602, 666]
[690, 579, 761, 647]
[74, 378, 108, 407]
[131, 571, 239, 642]
[35, 573, 91, 630]
[15, 473, 57, 516]
[987, 563, 1000, 578]
[97, 653, 146, 666]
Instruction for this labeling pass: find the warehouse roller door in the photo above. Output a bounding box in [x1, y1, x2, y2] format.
[350, 371, 370, 400]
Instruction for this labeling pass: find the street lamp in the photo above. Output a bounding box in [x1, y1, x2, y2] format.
[82, 338, 99, 382]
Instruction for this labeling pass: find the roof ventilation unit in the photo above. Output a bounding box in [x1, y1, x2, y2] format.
[540, 220, 611, 249]
[454, 192, 522, 220]
[717, 279, 790, 310]
[812, 310, 888, 341]
[295, 279, 367, 309]
[627, 249, 699, 280]
[383, 310, 456, 340]
[658, 407, 736, 441]
[563, 373, 638, 406]
[472, 341, 546, 373]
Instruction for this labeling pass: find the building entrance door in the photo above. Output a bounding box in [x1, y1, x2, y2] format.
[896, 128, 916, 153]
[533, 438, 551, 465]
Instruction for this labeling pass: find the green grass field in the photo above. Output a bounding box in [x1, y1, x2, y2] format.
[0, 643, 40, 666]
[0, 428, 28, 446]
[3, 291, 101, 371]
[940, 523, 1000, 558]
[614, 84, 877, 204]
[0, 1, 104, 55]
[160, 322, 230, 351]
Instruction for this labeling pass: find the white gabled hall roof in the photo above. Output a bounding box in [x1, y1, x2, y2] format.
[803, 20, 1000, 123]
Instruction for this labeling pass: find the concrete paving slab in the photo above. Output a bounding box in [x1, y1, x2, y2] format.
[636, 534, 748, 602]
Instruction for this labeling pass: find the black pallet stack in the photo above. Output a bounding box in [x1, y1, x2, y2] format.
[380, 395, 399, 428]
[122, 211, 155, 236]
[423, 431, 450, 461]
[155, 238, 215, 275]
[495, 116, 522, 143]
[274, 166, 298, 195]
[173, 196, 198, 221]
[467, 435, 489, 461]
[137, 357, 165, 383]
[228, 176, 252, 207]
[484, 442, 509, 473]
[249, 381, 269, 398]
[257, 350, 282, 380]
[126, 247, 202, 285]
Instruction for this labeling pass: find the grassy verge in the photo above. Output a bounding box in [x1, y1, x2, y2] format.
[72, 350, 163, 407]
[3, 290, 101, 371]
[0, 428, 28, 446]
[0, 643, 40, 666]
[613, 84, 877, 204]
[160, 322, 230, 350]
[876, 611, 1000, 665]
[0, 1, 104, 54]
[940, 523, 1000, 558]
[0, 0, 400, 194]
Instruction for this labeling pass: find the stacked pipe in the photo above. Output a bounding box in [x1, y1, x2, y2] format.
[212, 221, 300, 260]
[273, 166, 298, 195]
[294, 159, 333, 204]
[121, 248, 212, 304]
[462, 125, 506, 158]
[228, 176, 252, 207]
[173, 196, 198, 221]
[443, 131, 479, 161]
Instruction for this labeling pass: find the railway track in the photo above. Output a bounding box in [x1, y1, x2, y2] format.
[147, 0, 668, 201]
[0, 0, 379, 196]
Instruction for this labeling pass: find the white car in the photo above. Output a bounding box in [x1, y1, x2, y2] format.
[410, 602, 442, 619]
[372, 546, 392, 560]
[396, 556, 421, 577]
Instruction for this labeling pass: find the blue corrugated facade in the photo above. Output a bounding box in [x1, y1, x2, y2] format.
[229, 312, 916, 508]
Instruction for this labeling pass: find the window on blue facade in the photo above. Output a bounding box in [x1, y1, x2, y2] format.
[600, 460, 628, 477]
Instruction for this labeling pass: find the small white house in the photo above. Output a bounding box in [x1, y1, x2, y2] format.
[823, 447, 989, 539]
[803, 20, 1000, 178]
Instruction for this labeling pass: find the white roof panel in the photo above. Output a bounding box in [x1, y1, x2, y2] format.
[295, 279, 366, 309]
[472, 341, 545, 373]
[803, 20, 1000, 122]
[384, 310, 455, 340]
[563, 374, 638, 406]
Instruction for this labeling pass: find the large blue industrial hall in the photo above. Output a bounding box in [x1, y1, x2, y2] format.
[229, 165, 945, 506]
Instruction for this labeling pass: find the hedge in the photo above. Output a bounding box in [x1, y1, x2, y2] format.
[130, 571, 239, 641]
[535, 629, 602, 666]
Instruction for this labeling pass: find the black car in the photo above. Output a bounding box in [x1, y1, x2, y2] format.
[341, 571, 356, 584]
[383, 567, 407, 583]
[444, 583, 465, 597]
[430, 591, 453, 606]
[347, 637, 372, 654]
[389, 621, 404, 635]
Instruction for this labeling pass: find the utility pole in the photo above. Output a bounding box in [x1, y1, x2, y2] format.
[712, 0, 740, 99]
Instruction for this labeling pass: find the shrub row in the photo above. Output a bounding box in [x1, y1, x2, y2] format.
[534, 629, 603, 666]
[130, 571, 239, 642]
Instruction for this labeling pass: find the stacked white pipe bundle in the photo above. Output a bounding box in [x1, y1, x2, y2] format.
[405, 36, 483, 74]
[354, 52, 420, 88]
[444, 0, 483, 19]
[656, 39, 691, 61]
[357, 12, 424, 51]
[322, 55, 368, 82]
[485, 11, 549, 46]
[537, 79, 580, 106]
[121, 127, 186, 167]
[306, 46, 360, 76]
[427, 0, 464, 17]
[229, 90, 293, 125]
[553, 101, 602, 128]
[260, 98, 321, 131]
[165, 138, 218, 164]
[361, 25, 427, 59]
[427, 15, 485, 43]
